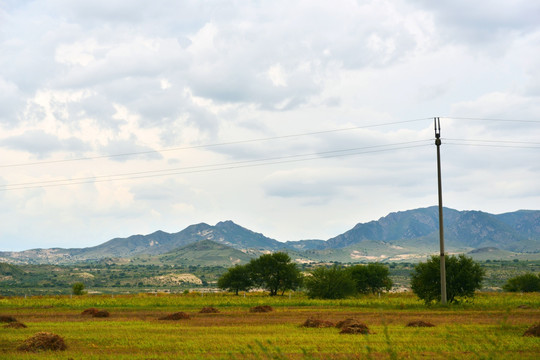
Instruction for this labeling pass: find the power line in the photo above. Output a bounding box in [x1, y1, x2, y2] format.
[443, 116, 540, 123]
[445, 138, 540, 146]
[0, 141, 431, 191]
[0, 117, 431, 169]
[444, 137, 540, 149]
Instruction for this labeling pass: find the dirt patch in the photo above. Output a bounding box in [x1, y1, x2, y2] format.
[301, 318, 334, 328]
[81, 308, 100, 315]
[199, 307, 220, 314]
[406, 320, 435, 327]
[336, 318, 362, 329]
[250, 305, 273, 313]
[0, 315, 17, 323]
[92, 310, 110, 318]
[340, 323, 370, 335]
[3, 322, 27, 329]
[523, 323, 540, 337]
[159, 312, 190, 320]
[18, 332, 67, 352]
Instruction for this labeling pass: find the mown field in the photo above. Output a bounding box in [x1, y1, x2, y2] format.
[1, 292, 539, 359]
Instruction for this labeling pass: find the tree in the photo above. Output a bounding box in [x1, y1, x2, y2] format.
[247, 252, 303, 296]
[503, 273, 540, 292]
[217, 264, 253, 295]
[411, 254, 484, 304]
[304, 265, 356, 299]
[347, 263, 393, 294]
[72, 282, 86, 295]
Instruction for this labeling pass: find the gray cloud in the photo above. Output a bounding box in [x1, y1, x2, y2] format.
[411, 0, 540, 44]
[0, 130, 90, 157]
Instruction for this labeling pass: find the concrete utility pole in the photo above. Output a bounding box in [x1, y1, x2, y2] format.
[434, 117, 447, 305]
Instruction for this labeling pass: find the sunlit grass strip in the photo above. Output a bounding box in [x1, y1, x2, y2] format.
[1, 292, 538, 311]
[2, 320, 539, 359]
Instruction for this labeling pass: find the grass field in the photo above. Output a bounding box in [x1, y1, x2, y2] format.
[1, 292, 539, 359]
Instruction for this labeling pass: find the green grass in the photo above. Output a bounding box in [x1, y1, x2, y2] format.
[1, 292, 539, 359]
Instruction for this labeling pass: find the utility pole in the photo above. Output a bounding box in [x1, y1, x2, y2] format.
[435, 117, 447, 305]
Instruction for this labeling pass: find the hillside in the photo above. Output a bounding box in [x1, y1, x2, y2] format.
[133, 240, 255, 267]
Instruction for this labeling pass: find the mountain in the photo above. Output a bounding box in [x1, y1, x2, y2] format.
[323, 207, 539, 253]
[133, 240, 255, 267]
[1, 207, 538, 265]
[0, 220, 284, 264]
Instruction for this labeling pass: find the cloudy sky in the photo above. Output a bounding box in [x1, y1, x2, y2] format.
[1, 0, 539, 251]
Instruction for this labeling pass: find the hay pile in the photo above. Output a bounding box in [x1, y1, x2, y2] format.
[301, 318, 334, 328]
[406, 320, 435, 327]
[335, 318, 361, 329]
[92, 310, 110, 318]
[249, 305, 273, 313]
[81, 308, 110, 318]
[340, 323, 370, 335]
[3, 322, 27, 329]
[81, 308, 100, 316]
[0, 315, 17, 323]
[523, 323, 540, 337]
[18, 332, 67, 352]
[199, 307, 220, 314]
[159, 312, 190, 320]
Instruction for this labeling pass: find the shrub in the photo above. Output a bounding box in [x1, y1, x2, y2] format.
[304, 265, 356, 299]
[347, 263, 393, 294]
[72, 282, 86, 296]
[503, 273, 540, 292]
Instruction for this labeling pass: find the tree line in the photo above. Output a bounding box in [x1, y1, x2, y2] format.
[218, 252, 540, 303]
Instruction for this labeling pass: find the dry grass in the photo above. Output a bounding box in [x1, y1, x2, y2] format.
[339, 323, 370, 334]
[3, 322, 27, 329]
[406, 320, 435, 327]
[199, 306, 220, 313]
[81, 308, 100, 316]
[335, 318, 361, 329]
[92, 310, 110, 318]
[159, 311, 190, 320]
[301, 318, 334, 328]
[523, 323, 540, 337]
[249, 305, 273, 313]
[0, 315, 17, 323]
[17, 332, 67, 352]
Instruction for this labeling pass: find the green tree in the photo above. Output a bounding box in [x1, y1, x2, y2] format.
[217, 264, 253, 295]
[305, 265, 356, 299]
[503, 273, 540, 292]
[411, 254, 485, 304]
[72, 282, 86, 295]
[348, 263, 393, 294]
[247, 252, 303, 296]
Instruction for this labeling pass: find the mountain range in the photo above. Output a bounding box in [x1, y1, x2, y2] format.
[1, 206, 538, 265]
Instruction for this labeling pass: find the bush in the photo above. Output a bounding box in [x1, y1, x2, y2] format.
[411, 254, 484, 304]
[304, 265, 356, 299]
[503, 273, 540, 292]
[347, 263, 392, 294]
[72, 282, 86, 296]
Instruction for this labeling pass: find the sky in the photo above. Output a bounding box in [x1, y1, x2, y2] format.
[1, 0, 539, 251]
